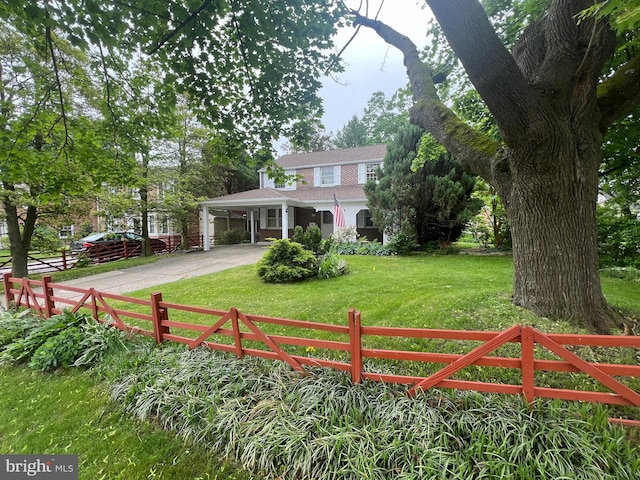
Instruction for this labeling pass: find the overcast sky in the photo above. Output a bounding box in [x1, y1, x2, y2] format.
[319, 1, 433, 134]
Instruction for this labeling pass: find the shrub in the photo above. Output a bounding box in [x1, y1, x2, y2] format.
[332, 240, 394, 256]
[600, 266, 640, 282]
[30, 326, 86, 371]
[386, 229, 418, 254]
[30, 225, 62, 253]
[317, 253, 350, 279]
[1, 310, 86, 364]
[73, 318, 129, 367]
[292, 225, 305, 245]
[597, 204, 640, 268]
[74, 252, 92, 268]
[331, 225, 358, 244]
[257, 239, 318, 283]
[216, 228, 245, 245]
[0, 310, 128, 371]
[293, 225, 326, 255]
[110, 347, 640, 480]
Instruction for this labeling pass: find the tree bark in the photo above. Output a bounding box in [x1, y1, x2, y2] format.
[139, 152, 152, 257]
[352, 0, 640, 333]
[180, 220, 189, 250]
[3, 183, 37, 278]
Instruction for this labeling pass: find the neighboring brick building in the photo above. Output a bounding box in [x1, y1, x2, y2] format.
[200, 145, 386, 247]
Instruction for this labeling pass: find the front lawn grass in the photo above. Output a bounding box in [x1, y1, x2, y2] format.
[125, 254, 640, 333]
[0, 365, 252, 480]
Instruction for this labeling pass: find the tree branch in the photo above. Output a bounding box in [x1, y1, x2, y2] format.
[148, 0, 215, 54]
[597, 51, 640, 132]
[351, 10, 500, 183]
[425, 0, 540, 144]
[46, 26, 71, 151]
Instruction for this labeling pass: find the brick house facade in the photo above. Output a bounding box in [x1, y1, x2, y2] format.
[200, 145, 386, 248]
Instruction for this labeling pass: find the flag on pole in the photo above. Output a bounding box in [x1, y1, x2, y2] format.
[333, 194, 346, 228]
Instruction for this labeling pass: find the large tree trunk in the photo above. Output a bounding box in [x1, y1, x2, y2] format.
[504, 143, 616, 334]
[351, 0, 639, 333]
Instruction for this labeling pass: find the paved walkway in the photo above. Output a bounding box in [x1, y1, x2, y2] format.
[55, 243, 268, 298]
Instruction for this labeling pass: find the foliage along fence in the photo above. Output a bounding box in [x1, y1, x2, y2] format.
[4, 273, 640, 427]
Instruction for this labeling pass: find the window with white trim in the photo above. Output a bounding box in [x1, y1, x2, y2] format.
[358, 162, 383, 183]
[59, 225, 74, 239]
[321, 166, 335, 186]
[263, 170, 296, 190]
[148, 214, 171, 234]
[267, 208, 282, 228]
[366, 163, 380, 181]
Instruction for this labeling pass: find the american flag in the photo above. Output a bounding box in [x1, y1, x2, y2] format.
[333, 194, 346, 228]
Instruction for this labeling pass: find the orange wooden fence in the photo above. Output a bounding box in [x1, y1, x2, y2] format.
[4, 273, 640, 426]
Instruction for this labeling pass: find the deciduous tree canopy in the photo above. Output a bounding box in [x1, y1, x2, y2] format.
[1, 0, 345, 151]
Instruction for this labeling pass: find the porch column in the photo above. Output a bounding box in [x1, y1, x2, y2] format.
[344, 207, 357, 228]
[202, 205, 210, 251]
[281, 202, 289, 239]
[250, 210, 255, 243]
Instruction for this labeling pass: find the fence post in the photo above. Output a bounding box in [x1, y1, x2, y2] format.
[521, 326, 535, 405]
[3, 272, 14, 307]
[61, 249, 68, 271]
[349, 308, 363, 383]
[231, 307, 243, 358]
[151, 292, 170, 344]
[42, 276, 55, 318]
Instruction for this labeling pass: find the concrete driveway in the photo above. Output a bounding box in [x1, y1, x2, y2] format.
[56, 243, 268, 297]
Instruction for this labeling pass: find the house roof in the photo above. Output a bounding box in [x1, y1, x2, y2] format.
[200, 185, 367, 210]
[272, 144, 387, 170]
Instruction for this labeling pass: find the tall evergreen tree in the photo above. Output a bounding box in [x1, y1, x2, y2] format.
[334, 115, 369, 148]
[365, 124, 481, 247]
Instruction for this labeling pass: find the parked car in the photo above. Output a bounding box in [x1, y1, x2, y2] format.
[70, 231, 167, 260]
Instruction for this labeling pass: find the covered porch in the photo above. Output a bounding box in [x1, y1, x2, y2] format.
[199, 187, 380, 251]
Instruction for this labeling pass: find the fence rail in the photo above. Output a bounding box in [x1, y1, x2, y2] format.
[0, 251, 76, 276]
[0, 235, 205, 275]
[4, 273, 640, 427]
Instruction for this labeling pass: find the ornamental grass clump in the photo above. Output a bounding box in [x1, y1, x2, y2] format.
[109, 345, 640, 480]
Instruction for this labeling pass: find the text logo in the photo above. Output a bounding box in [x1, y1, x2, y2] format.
[0, 455, 78, 479]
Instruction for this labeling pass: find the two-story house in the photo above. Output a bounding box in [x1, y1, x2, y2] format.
[199, 144, 386, 248]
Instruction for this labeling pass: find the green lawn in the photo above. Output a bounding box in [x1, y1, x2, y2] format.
[124, 254, 640, 334]
[0, 366, 253, 480]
